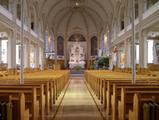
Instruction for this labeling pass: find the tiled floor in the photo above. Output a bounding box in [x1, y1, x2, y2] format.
[55, 77, 103, 120]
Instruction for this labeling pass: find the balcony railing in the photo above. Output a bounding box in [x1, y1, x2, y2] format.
[0, 5, 43, 42]
[31, 30, 38, 38]
[118, 29, 125, 37]
[0, 5, 12, 20]
[143, 1, 159, 19]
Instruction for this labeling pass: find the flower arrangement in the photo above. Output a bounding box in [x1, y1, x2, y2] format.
[92, 57, 109, 70]
[73, 66, 82, 71]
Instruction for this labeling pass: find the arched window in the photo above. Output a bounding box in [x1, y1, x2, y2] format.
[91, 36, 98, 56]
[30, 7, 36, 31]
[31, 11, 35, 30]
[120, 8, 125, 30]
[17, 2, 21, 20]
[135, 0, 139, 18]
[57, 36, 64, 56]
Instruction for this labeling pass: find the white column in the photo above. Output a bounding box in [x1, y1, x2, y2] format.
[8, 30, 16, 69]
[138, 0, 148, 68]
[24, 40, 30, 68]
[117, 48, 120, 67]
[139, 30, 148, 68]
[87, 36, 90, 68]
[35, 45, 40, 68]
[7, 0, 17, 70]
[54, 36, 57, 64]
[24, 43, 27, 68]
[107, 29, 111, 56]
[128, 40, 132, 68]
[42, 32, 46, 70]
[64, 37, 67, 68]
[153, 41, 159, 64]
[0, 40, 2, 64]
[124, 40, 128, 67]
[41, 46, 45, 70]
[39, 46, 42, 69]
[27, 41, 31, 68]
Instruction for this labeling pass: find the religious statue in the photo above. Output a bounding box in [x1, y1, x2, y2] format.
[75, 47, 79, 56]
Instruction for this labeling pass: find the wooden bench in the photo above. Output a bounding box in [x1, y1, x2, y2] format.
[0, 70, 70, 120]
[111, 85, 159, 120]
[0, 92, 29, 120]
[0, 86, 40, 120]
[102, 80, 159, 114]
[128, 93, 159, 120]
[85, 70, 159, 120]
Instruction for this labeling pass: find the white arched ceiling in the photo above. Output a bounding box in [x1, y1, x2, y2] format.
[37, 0, 117, 37]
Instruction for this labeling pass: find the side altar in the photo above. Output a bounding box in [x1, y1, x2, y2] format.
[69, 42, 85, 69]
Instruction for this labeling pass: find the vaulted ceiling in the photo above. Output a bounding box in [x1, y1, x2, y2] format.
[37, 0, 118, 37]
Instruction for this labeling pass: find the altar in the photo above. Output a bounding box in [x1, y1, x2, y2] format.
[69, 62, 85, 69]
[69, 42, 85, 69]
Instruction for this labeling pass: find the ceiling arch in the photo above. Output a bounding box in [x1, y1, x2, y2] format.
[51, 8, 100, 36]
[49, 6, 103, 29]
[40, 0, 113, 18]
[37, 0, 117, 36]
[79, 11, 89, 35]
[84, 10, 98, 31]
[51, 7, 70, 28]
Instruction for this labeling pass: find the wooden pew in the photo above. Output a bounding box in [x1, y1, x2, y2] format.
[0, 80, 54, 116]
[103, 80, 159, 116]
[0, 70, 70, 119]
[85, 70, 159, 120]
[128, 94, 139, 120]
[0, 86, 40, 120]
[0, 92, 29, 120]
[128, 93, 159, 120]
[85, 70, 159, 104]
[111, 85, 159, 120]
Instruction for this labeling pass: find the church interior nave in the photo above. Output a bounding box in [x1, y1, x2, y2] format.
[0, 0, 159, 120]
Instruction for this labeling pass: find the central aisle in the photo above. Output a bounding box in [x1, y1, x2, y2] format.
[55, 77, 103, 120]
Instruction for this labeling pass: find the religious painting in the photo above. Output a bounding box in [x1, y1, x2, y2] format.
[57, 36, 64, 56]
[91, 36, 98, 56]
[69, 33, 86, 42]
[155, 43, 159, 63]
